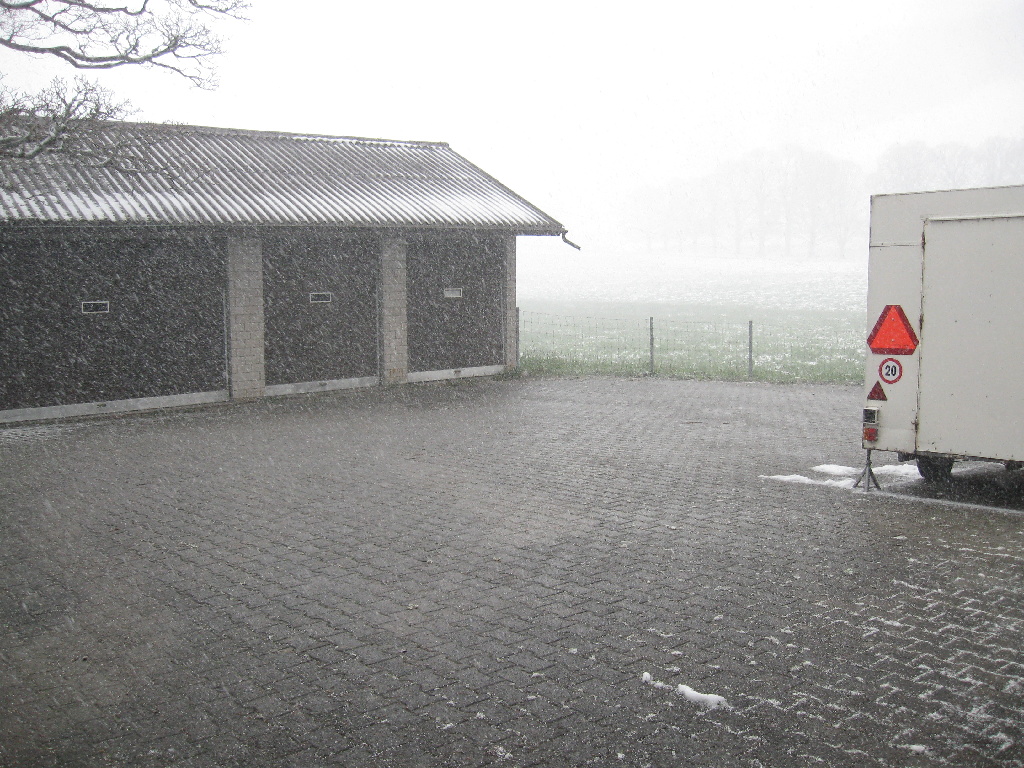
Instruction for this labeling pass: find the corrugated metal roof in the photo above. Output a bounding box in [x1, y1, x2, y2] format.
[0, 122, 565, 235]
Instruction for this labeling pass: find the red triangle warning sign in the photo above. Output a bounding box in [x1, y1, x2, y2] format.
[867, 381, 887, 401]
[867, 305, 919, 355]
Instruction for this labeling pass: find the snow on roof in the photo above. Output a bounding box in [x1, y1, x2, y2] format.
[0, 122, 564, 235]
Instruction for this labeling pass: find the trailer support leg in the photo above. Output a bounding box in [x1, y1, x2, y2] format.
[854, 449, 881, 491]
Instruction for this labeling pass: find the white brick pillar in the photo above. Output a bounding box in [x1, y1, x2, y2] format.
[380, 235, 408, 385]
[227, 236, 265, 399]
[503, 233, 518, 369]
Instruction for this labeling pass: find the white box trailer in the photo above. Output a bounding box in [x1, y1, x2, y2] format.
[862, 185, 1024, 482]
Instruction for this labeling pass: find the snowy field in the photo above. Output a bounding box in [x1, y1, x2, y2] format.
[514, 248, 869, 382]
[517, 249, 867, 314]
[516, 256, 868, 383]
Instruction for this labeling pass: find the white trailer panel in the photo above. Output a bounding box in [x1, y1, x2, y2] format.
[916, 215, 1024, 461]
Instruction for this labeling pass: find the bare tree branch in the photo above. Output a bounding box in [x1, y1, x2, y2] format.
[0, 0, 245, 164]
[0, 0, 248, 87]
[0, 76, 133, 161]
[0, 76, 212, 193]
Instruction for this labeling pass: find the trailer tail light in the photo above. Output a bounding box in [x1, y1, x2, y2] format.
[862, 407, 880, 443]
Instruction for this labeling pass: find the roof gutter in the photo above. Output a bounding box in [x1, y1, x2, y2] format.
[561, 230, 581, 250]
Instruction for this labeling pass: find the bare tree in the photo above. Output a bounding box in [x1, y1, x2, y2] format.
[1, 0, 247, 86]
[0, 0, 247, 160]
[0, 76, 129, 158]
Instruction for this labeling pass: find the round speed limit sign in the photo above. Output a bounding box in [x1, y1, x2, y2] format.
[879, 357, 903, 384]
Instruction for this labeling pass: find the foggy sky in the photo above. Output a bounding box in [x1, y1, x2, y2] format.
[3, 0, 1023, 289]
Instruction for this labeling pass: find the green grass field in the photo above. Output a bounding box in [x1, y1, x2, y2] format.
[518, 298, 866, 384]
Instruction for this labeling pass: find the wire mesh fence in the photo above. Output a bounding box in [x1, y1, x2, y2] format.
[519, 310, 864, 383]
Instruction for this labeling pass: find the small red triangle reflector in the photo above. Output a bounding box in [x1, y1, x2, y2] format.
[868, 381, 887, 401]
[867, 305, 919, 355]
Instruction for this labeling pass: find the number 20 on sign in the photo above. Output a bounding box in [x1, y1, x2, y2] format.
[879, 357, 903, 384]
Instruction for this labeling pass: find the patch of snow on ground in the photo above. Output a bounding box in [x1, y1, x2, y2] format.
[812, 463, 920, 479]
[812, 464, 860, 476]
[899, 744, 929, 754]
[642, 672, 730, 709]
[871, 463, 922, 479]
[763, 461, 921, 489]
[761, 473, 858, 489]
[491, 745, 513, 761]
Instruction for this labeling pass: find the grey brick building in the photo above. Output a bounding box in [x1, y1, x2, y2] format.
[0, 122, 566, 422]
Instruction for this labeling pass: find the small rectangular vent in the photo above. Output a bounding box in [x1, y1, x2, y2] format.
[81, 301, 110, 314]
[309, 292, 333, 303]
[444, 288, 463, 299]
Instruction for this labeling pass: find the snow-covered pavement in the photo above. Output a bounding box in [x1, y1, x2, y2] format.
[2, 378, 1021, 767]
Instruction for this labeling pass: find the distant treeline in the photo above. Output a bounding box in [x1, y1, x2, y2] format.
[619, 137, 1024, 261]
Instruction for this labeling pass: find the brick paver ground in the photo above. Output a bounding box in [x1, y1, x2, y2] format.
[1, 377, 1022, 767]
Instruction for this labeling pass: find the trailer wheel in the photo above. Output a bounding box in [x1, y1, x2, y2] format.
[917, 456, 954, 483]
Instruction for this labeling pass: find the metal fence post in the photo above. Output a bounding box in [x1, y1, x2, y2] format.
[748, 320, 754, 379]
[649, 317, 655, 375]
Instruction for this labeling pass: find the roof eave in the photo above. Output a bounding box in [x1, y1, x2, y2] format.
[0, 218, 567, 235]
[514, 226, 566, 237]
